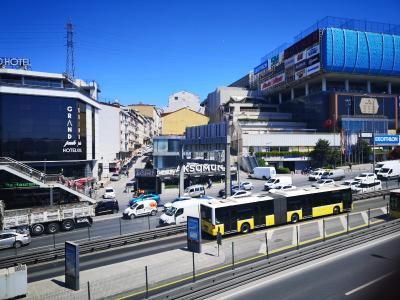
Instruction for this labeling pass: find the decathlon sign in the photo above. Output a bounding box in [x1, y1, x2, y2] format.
[374, 135, 400, 145]
[0, 57, 30, 68]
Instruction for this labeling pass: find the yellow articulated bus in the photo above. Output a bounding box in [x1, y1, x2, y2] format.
[200, 186, 352, 236]
[389, 189, 400, 219]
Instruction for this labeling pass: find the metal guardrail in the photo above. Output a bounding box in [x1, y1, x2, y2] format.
[0, 225, 186, 270]
[352, 188, 393, 201]
[150, 219, 400, 300]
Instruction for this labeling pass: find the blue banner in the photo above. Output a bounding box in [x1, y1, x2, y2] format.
[374, 135, 400, 145]
[187, 216, 201, 253]
[254, 61, 269, 74]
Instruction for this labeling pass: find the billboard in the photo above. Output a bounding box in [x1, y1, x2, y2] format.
[374, 135, 400, 145]
[65, 241, 80, 290]
[260, 73, 285, 91]
[187, 216, 202, 253]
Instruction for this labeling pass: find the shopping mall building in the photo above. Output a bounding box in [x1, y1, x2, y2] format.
[0, 68, 100, 178]
[202, 17, 400, 171]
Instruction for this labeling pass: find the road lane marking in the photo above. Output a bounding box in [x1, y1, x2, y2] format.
[345, 271, 396, 296]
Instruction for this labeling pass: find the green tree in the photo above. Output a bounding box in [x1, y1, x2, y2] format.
[388, 147, 400, 160]
[144, 160, 154, 169]
[352, 139, 372, 163]
[310, 139, 331, 167]
[257, 158, 266, 167]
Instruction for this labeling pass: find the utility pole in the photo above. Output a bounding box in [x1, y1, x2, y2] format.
[225, 133, 231, 197]
[66, 18, 75, 79]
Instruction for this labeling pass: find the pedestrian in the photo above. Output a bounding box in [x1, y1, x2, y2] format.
[349, 162, 352, 171]
[89, 187, 92, 198]
[207, 178, 212, 189]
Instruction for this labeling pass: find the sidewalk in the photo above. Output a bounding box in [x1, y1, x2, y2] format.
[25, 206, 387, 299]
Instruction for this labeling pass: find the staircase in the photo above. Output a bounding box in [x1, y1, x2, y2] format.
[242, 155, 259, 173]
[0, 157, 95, 204]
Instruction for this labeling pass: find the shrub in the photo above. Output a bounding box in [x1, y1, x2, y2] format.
[276, 166, 291, 174]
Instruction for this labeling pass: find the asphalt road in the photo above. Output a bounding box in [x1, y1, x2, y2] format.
[213, 233, 400, 300]
[0, 165, 393, 258]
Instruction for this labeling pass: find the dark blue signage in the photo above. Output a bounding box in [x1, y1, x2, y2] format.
[187, 216, 201, 253]
[254, 61, 269, 75]
[374, 135, 400, 145]
[65, 241, 80, 290]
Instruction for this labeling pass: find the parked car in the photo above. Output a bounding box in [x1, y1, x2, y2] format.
[239, 181, 254, 190]
[269, 185, 296, 193]
[352, 180, 382, 194]
[341, 180, 361, 192]
[231, 190, 252, 198]
[321, 169, 345, 181]
[0, 230, 31, 249]
[312, 179, 335, 188]
[183, 185, 205, 198]
[122, 200, 158, 219]
[103, 186, 116, 199]
[110, 173, 121, 181]
[129, 194, 160, 206]
[95, 199, 119, 215]
[354, 173, 377, 183]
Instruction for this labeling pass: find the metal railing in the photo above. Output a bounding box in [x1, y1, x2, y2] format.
[0, 224, 186, 269]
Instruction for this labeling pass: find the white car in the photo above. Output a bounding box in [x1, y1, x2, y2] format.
[103, 186, 116, 199]
[354, 173, 377, 183]
[240, 181, 254, 190]
[231, 190, 252, 198]
[341, 180, 361, 192]
[352, 180, 382, 194]
[269, 185, 296, 193]
[312, 179, 335, 188]
[308, 170, 326, 181]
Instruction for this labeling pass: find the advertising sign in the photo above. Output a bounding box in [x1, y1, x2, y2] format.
[135, 168, 157, 177]
[65, 241, 80, 291]
[284, 56, 296, 68]
[295, 50, 306, 63]
[306, 44, 320, 58]
[306, 62, 321, 76]
[374, 135, 400, 145]
[187, 216, 202, 253]
[295, 60, 307, 72]
[295, 69, 307, 80]
[359, 98, 379, 114]
[307, 55, 319, 66]
[254, 61, 269, 75]
[63, 105, 83, 154]
[260, 73, 285, 91]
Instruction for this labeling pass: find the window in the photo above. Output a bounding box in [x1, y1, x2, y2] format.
[137, 204, 144, 209]
[176, 208, 184, 216]
[201, 205, 212, 223]
[174, 96, 178, 100]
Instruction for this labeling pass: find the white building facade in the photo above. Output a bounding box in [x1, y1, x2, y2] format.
[163, 91, 204, 114]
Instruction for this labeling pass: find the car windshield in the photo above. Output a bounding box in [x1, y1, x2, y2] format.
[311, 172, 319, 175]
[317, 180, 324, 183]
[359, 183, 369, 188]
[165, 207, 177, 216]
[381, 168, 390, 173]
[359, 174, 367, 177]
[105, 188, 113, 193]
[341, 182, 351, 186]
[130, 203, 138, 209]
[323, 172, 329, 175]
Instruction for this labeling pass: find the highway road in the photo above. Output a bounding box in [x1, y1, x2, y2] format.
[212, 233, 400, 300]
[0, 165, 394, 258]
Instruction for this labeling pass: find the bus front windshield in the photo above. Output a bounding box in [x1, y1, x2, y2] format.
[165, 207, 177, 216]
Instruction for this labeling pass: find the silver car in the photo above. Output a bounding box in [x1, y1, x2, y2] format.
[0, 230, 31, 249]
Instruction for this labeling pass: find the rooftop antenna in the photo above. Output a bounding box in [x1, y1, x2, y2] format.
[65, 18, 75, 79]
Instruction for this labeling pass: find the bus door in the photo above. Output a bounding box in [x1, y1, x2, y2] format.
[273, 197, 287, 225]
[216, 208, 233, 233]
[302, 196, 312, 218]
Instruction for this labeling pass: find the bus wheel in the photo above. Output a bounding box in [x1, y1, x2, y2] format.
[31, 224, 45, 236]
[333, 206, 340, 214]
[46, 222, 60, 234]
[291, 214, 299, 224]
[241, 223, 250, 234]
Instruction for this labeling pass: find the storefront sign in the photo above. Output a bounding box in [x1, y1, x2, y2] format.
[63, 105, 82, 153]
[1, 182, 39, 189]
[374, 135, 400, 145]
[158, 163, 227, 177]
[307, 55, 319, 66]
[0, 57, 30, 68]
[359, 98, 379, 114]
[284, 56, 296, 68]
[295, 60, 307, 71]
[254, 61, 269, 74]
[306, 62, 320, 75]
[295, 51, 306, 63]
[135, 168, 157, 177]
[295, 69, 307, 80]
[260, 74, 285, 91]
[306, 44, 320, 58]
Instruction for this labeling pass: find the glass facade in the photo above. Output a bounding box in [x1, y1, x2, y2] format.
[0, 93, 88, 161]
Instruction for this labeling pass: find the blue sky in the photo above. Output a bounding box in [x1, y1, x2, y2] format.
[1, 0, 399, 107]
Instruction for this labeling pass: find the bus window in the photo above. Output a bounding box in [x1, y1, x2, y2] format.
[390, 194, 400, 211]
[201, 205, 212, 223]
[287, 198, 302, 211]
[237, 208, 254, 220]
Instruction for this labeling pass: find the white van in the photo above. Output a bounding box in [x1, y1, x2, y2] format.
[321, 169, 345, 181]
[264, 176, 292, 190]
[249, 167, 276, 180]
[375, 160, 399, 174]
[122, 200, 158, 219]
[377, 161, 400, 180]
[183, 185, 205, 198]
[308, 170, 326, 181]
[159, 199, 212, 226]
